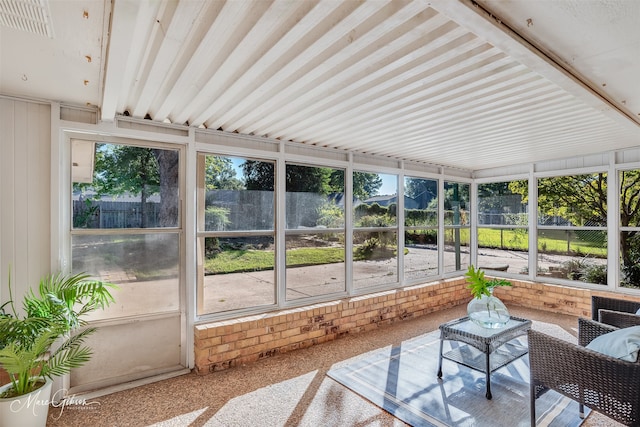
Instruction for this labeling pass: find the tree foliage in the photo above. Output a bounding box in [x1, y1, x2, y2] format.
[241, 161, 380, 198]
[92, 144, 159, 200]
[352, 171, 383, 200]
[84, 144, 179, 227]
[242, 160, 275, 191]
[510, 174, 607, 226]
[205, 156, 243, 190]
[286, 165, 334, 193]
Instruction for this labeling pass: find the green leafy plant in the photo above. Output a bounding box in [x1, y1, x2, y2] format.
[0, 271, 115, 398]
[465, 265, 511, 299]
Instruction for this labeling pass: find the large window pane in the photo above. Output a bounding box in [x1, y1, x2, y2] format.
[443, 228, 470, 273]
[72, 233, 180, 320]
[198, 236, 275, 314]
[536, 173, 607, 285]
[621, 231, 640, 289]
[353, 171, 397, 227]
[537, 230, 607, 284]
[286, 233, 345, 300]
[352, 171, 398, 288]
[286, 164, 344, 229]
[404, 230, 438, 280]
[200, 156, 274, 232]
[444, 181, 469, 272]
[285, 164, 345, 300]
[477, 180, 528, 275]
[478, 181, 527, 226]
[72, 141, 180, 228]
[197, 154, 276, 315]
[353, 230, 398, 289]
[620, 170, 640, 289]
[444, 181, 469, 226]
[537, 174, 607, 227]
[477, 230, 529, 274]
[404, 176, 438, 280]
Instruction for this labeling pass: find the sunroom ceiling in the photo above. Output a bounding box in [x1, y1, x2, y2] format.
[1, 0, 639, 172]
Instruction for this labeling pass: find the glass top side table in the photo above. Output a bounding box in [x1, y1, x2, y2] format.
[437, 315, 532, 399]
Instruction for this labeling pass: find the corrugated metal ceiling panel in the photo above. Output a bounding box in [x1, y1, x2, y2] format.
[102, 0, 640, 171]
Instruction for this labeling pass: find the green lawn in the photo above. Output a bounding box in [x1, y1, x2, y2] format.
[205, 247, 345, 274]
[205, 229, 606, 274]
[477, 228, 606, 257]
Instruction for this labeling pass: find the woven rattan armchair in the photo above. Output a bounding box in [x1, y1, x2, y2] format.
[528, 318, 640, 426]
[592, 296, 640, 328]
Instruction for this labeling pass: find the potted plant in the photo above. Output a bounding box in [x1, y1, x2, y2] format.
[465, 265, 512, 329]
[0, 270, 115, 427]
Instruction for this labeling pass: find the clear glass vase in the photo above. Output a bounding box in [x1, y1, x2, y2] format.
[467, 288, 510, 329]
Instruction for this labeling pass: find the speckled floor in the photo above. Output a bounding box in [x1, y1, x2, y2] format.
[47, 305, 621, 427]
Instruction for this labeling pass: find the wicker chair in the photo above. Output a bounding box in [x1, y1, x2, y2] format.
[528, 318, 640, 426]
[592, 295, 640, 328]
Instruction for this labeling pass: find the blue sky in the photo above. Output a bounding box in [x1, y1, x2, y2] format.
[378, 173, 398, 196]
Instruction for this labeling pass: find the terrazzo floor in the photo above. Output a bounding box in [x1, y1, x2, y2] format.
[46, 305, 621, 427]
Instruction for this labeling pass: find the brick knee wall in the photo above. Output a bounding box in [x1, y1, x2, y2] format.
[492, 279, 592, 317]
[194, 278, 469, 374]
[194, 277, 640, 375]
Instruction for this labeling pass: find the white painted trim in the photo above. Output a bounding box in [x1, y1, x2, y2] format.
[185, 129, 197, 369]
[69, 368, 191, 402]
[276, 143, 286, 307]
[528, 164, 537, 281]
[607, 151, 618, 290]
[470, 180, 477, 268]
[438, 172, 445, 275]
[345, 153, 354, 295]
[397, 166, 405, 285]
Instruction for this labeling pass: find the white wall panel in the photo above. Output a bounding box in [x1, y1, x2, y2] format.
[69, 315, 182, 393]
[0, 98, 51, 306]
[617, 147, 640, 165]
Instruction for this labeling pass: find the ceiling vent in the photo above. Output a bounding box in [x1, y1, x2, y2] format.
[0, 0, 54, 38]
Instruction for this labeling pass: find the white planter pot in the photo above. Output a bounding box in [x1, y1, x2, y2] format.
[0, 377, 52, 427]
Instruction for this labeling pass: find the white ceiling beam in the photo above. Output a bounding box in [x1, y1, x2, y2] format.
[194, 0, 389, 128]
[282, 46, 508, 143]
[130, 0, 207, 119]
[228, 0, 435, 134]
[101, 0, 159, 122]
[162, 0, 267, 125]
[430, 0, 640, 130]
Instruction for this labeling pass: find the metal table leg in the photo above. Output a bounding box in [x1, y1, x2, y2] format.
[485, 343, 492, 399]
[437, 336, 444, 378]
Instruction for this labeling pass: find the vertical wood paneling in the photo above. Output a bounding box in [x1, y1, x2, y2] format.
[0, 99, 15, 304]
[30, 103, 51, 285]
[0, 98, 51, 308]
[14, 101, 29, 296]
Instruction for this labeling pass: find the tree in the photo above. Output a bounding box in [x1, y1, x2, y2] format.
[152, 148, 179, 227]
[508, 174, 607, 226]
[241, 162, 381, 199]
[352, 171, 382, 200]
[76, 143, 179, 228]
[242, 160, 275, 191]
[205, 156, 243, 190]
[619, 170, 640, 286]
[285, 165, 333, 193]
[93, 145, 159, 228]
